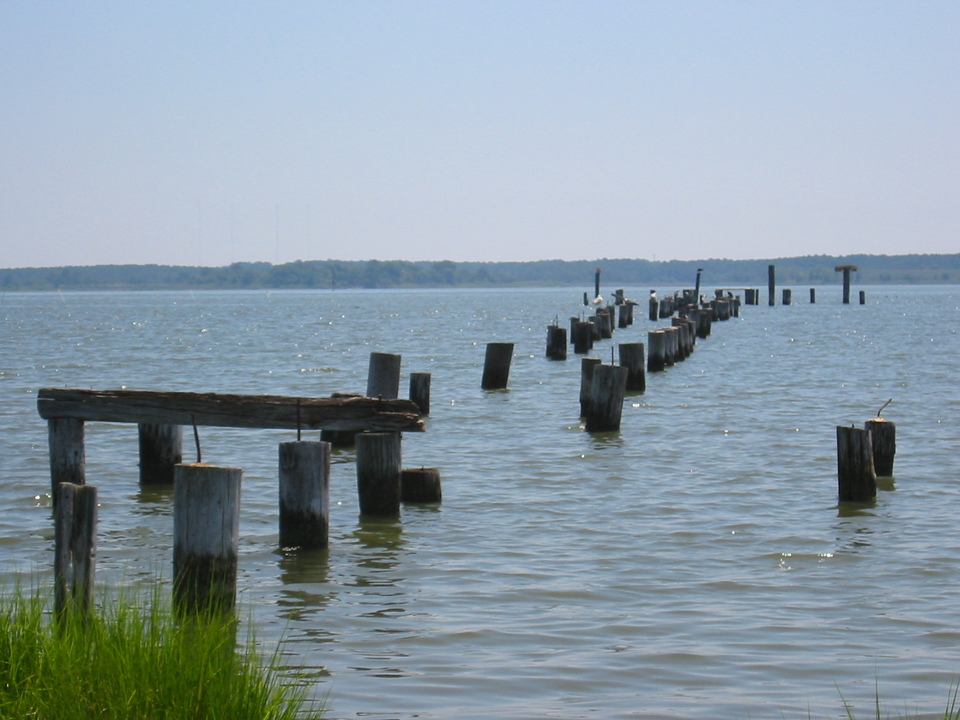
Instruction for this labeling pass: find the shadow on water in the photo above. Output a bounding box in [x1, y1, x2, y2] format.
[131, 484, 174, 516]
[275, 547, 335, 624]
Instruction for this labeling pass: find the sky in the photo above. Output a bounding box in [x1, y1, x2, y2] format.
[1, 2, 957, 269]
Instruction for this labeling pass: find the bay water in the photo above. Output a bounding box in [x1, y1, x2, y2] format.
[1, 285, 958, 719]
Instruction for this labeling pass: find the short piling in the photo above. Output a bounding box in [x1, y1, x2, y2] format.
[782, 288, 792, 305]
[356, 432, 402, 517]
[572, 321, 594, 354]
[583, 364, 629, 433]
[837, 426, 876, 502]
[367, 352, 402, 399]
[579, 357, 602, 416]
[618, 342, 646, 392]
[864, 418, 896, 477]
[138, 423, 183, 484]
[401, 467, 442, 504]
[810, 288, 816, 304]
[546, 325, 568, 360]
[409, 372, 431, 416]
[859, 290, 866, 305]
[279, 441, 330, 550]
[481, 342, 514, 390]
[647, 330, 666, 372]
[173, 463, 242, 614]
[54, 482, 97, 618]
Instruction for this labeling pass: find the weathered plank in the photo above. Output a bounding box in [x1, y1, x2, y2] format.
[38, 388, 424, 432]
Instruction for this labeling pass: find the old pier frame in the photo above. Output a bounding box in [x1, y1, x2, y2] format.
[38, 388, 423, 495]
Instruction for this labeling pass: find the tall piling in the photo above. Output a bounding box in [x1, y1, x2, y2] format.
[768, 265, 776, 306]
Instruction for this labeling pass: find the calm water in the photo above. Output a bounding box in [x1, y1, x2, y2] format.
[1, 285, 958, 719]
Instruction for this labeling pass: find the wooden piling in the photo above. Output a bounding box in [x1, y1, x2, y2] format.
[837, 426, 876, 502]
[356, 432, 402, 517]
[579, 357, 602, 416]
[810, 288, 816, 303]
[279, 441, 330, 550]
[409, 372, 431, 416]
[48, 417, 85, 498]
[768, 265, 776, 306]
[836, 265, 857, 304]
[173, 463, 242, 614]
[647, 330, 666, 372]
[367, 352, 402, 399]
[662, 326, 678, 365]
[584, 365, 629, 432]
[401, 467, 442, 504]
[618, 342, 646, 392]
[859, 290, 866, 305]
[782, 288, 792, 305]
[481, 342, 514, 390]
[54, 482, 97, 618]
[648, 294, 658, 322]
[594, 267, 601, 301]
[138, 423, 182, 484]
[546, 325, 568, 360]
[864, 418, 896, 477]
[572, 321, 594, 354]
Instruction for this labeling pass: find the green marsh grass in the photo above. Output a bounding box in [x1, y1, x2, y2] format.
[0, 585, 322, 719]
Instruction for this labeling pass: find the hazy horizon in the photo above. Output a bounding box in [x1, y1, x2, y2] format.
[2, 3, 957, 269]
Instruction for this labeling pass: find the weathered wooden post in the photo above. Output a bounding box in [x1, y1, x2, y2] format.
[810, 288, 816, 303]
[864, 417, 896, 477]
[579, 357, 602, 416]
[768, 265, 776, 306]
[618, 342, 646, 392]
[782, 288, 792, 305]
[174, 463, 242, 614]
[647, 330, 666, 372]
[572, 321, 594, 354]
[279, 441, 330, 550]
[401, 467, 442, 503]
[481, 342, 514, 389]
[367, 352, 402, 399]
[837, 426, 876, 502]
[546, 324, 567, 360]
[694, 268, 703, 305]
[859, 290, 866, 305]
[356, 432, 402, 517]
[54, 482, 97, 618]
[648, 292, 658, 321]
[594, 267, 601, 302]
[584, 364, 629, 432]
[662, 326, 678, 365]
[138, 423, 182, 484]
[409, 372, 431, 416]
[48, 417, 85, 498]
[835, 264, 857, 304]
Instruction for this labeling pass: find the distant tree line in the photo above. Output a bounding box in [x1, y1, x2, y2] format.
[0, 254, 957, 292]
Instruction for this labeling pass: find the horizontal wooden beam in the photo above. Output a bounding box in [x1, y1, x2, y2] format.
[38, 388, 423, 433]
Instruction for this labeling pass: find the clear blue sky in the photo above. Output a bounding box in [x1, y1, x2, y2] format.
[1, 2, 957, 268]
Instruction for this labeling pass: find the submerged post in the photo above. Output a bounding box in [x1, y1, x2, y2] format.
[54, 482, 97, 618]
[401, 467, 442, 504]
[356, 432, 402, 517]
[173, 463, 242, 614]
[837, 426, 876, 502]
[481, 342, 514, 390]
[138, 423, 183, 484]
[279, 441, 330, 550]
